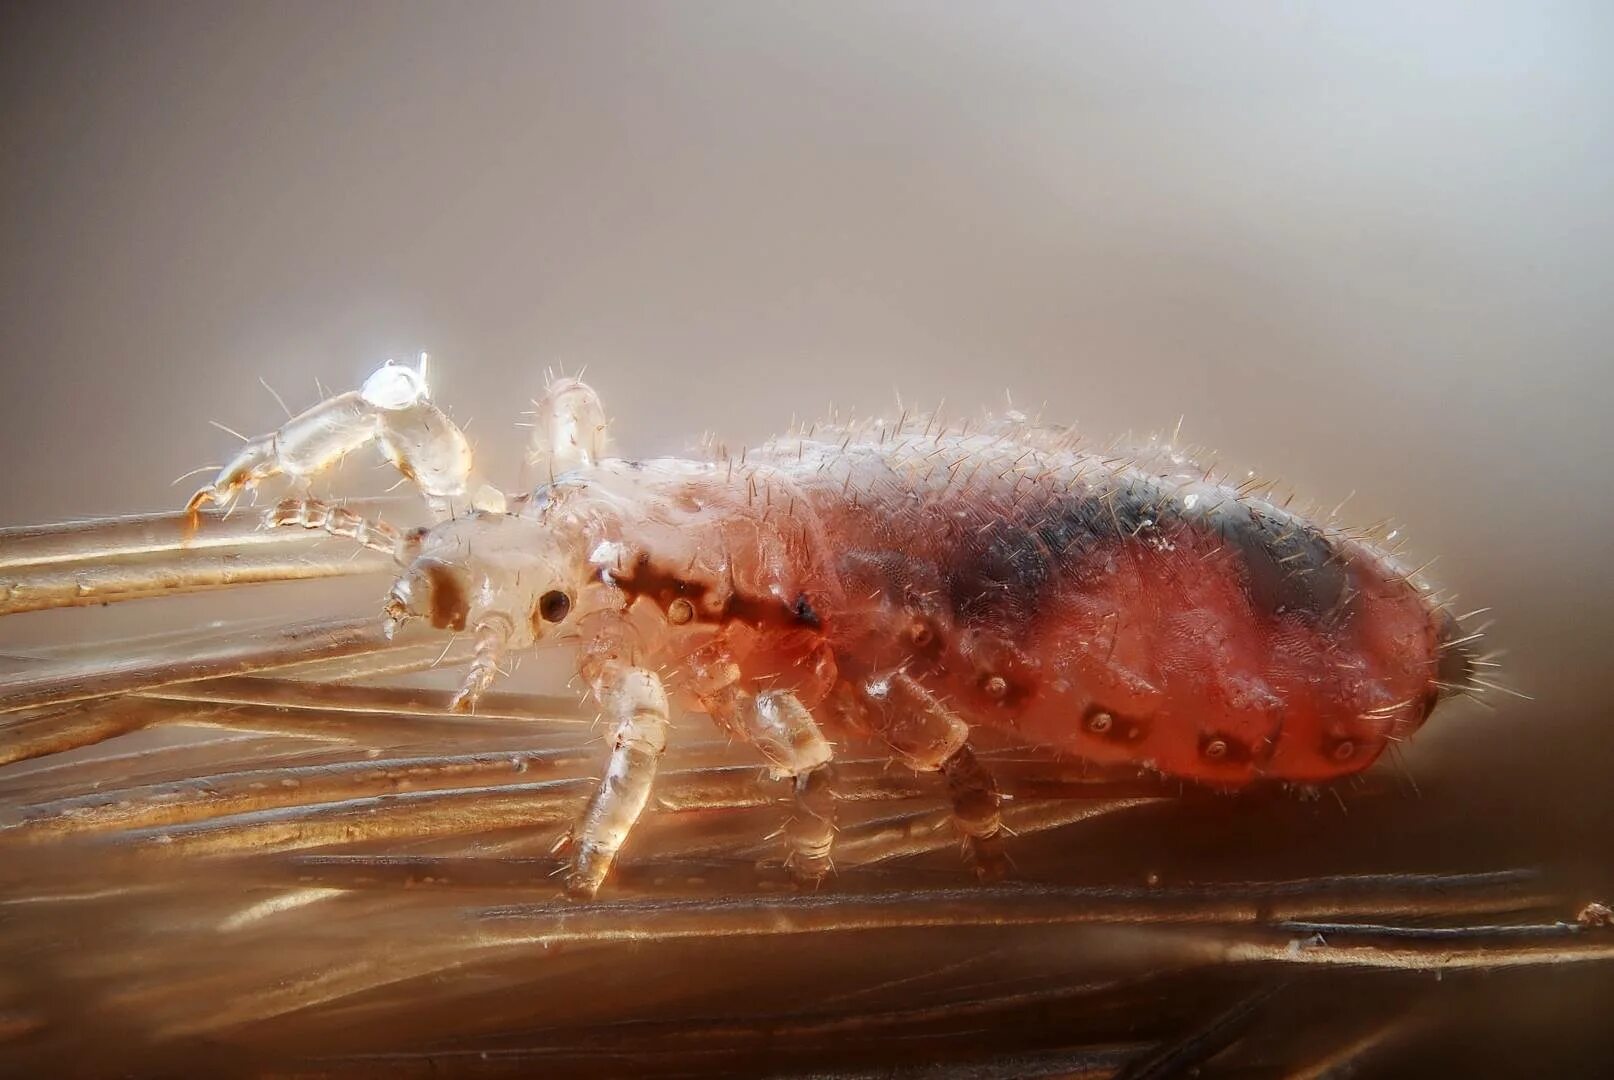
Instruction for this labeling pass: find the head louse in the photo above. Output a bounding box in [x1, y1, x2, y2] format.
[190, 363, 1488, 894]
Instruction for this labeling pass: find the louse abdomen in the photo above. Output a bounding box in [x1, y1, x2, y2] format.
[808, 466, 1457, 788]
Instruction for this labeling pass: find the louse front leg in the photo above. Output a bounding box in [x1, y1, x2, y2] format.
[187, 357, 497, 523]
[565, 625, 672, 899]
[688, 644, 838, 881]
[859, 671, 1007, 880]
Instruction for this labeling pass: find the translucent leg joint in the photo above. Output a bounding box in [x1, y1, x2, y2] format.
[566, 663, 671, 899]
[702, 683, 837, 882]
[750, 690, 834, 779]
[862, 671, 968, 771]
[861, 672, 1002, 878]
[785, 762, 837, 882]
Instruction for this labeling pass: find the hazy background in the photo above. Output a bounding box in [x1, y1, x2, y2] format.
[2, 2, 1612, 841]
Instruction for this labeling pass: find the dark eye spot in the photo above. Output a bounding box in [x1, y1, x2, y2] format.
[538, 590, 573, 623]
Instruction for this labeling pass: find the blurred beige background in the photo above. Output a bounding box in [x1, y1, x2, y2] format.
[1, 3, 1610, 801]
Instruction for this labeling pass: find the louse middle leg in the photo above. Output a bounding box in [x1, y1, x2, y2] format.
[687, 641, 839, 882]
[860, 670, 1007, 879]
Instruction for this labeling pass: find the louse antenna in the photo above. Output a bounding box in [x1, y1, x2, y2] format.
[170, 464, 219, 486]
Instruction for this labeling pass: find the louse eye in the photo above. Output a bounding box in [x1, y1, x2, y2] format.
[538, 590, 573, 623]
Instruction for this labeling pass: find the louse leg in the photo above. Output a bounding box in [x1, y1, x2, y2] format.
[565, 628, 672, 899]
[687, 644, 838, 881]
[785, 758, 838, 882]
[711, 687, 838, 881]
[860, 671, 1007, 879]
[938, 741, 1008, 880]
[524, 376, 611, 484]
[186, 357, 498, 523]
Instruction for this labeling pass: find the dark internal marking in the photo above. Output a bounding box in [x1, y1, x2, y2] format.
[973, 478, 1353, 622]
[946, 519, 1051, 622]
[1034, 480, 1161, 559]
[421, 561, 469, 632]
[1205, 501, 1348, 620]
[950, 482, 1168, 625]
[615, 553, 825, 631]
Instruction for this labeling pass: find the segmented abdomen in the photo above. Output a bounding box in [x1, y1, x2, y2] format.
[751, 421, 1466, 786]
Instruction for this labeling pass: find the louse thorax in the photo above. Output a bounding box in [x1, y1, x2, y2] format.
[515, 457, 843, 702]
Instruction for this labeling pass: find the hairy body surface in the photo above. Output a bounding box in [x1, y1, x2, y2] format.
[188, 358, 1476, 896]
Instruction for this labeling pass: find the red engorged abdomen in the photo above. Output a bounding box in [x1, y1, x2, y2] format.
[998, 530, 1442, 787]
[711, 455, 1451, 790]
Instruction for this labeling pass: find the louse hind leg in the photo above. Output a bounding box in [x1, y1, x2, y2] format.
[186, 357, 497, 524]
[861, 671, 1007, 880]
[784, 758, 837, 882]
[564, 626, 673, 899]
[939, 741, 1008, 880]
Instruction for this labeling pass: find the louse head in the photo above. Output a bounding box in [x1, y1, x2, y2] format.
[383, 510, 590, 649]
